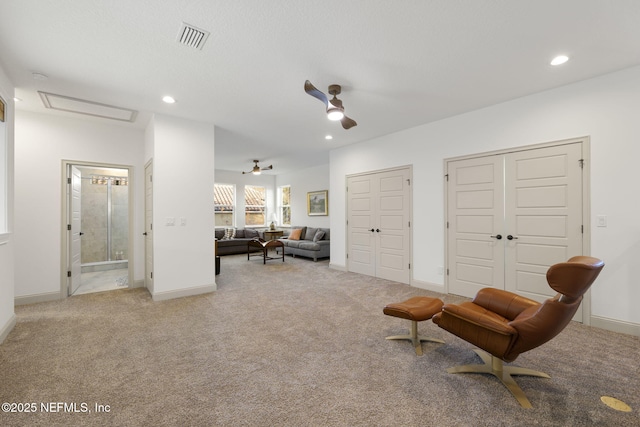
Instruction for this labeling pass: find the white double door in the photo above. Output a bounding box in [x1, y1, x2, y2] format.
[347, 167, 411, 284]
[447, 141, 585, 316]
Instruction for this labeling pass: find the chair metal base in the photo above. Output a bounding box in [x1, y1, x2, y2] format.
[447, 349, 550, 408]
[385, 320, 444, 356]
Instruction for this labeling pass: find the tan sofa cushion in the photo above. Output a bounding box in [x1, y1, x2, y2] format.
[289, 228, 303, 240]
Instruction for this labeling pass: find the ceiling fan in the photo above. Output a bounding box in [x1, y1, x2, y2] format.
[304, 80, 357, 129]
[242, 159, 272, 175]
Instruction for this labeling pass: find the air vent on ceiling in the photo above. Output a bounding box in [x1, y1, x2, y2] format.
[177, 22, 210, 50]
[38, 92, 138, 122]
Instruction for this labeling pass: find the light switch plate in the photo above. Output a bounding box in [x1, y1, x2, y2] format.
[596, 215, 607, 227]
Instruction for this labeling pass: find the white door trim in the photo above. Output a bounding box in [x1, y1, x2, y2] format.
[60, 160, 135, 298]
[443, 136, 592, 323]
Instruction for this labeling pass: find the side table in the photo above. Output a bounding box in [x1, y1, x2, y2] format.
[263, 230, 284, 241]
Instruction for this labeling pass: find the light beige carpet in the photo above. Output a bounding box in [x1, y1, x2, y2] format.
[0, 254, 638, 426]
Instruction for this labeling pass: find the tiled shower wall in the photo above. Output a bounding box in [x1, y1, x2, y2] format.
[80, 167, 129, 264]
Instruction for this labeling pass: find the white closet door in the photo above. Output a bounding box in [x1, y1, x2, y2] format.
[447, 155, 505, 297]
[347, 174, 376, 277]
[347, 167, 412, 284]
[447, 141, 585, 318]
[376, 168, 411, 284]
[504, 143, 583, 307]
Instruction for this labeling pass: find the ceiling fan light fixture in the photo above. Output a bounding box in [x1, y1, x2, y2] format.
[243, 160, 271, 175]
[305, 80, 357, 129]
[327, 107, 344, 121]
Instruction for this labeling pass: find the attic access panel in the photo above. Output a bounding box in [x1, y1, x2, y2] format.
[39, 92, 138, 122]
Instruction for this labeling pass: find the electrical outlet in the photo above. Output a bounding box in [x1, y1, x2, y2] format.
[596, 215, 607, 227]
[180, 217, 187, 226]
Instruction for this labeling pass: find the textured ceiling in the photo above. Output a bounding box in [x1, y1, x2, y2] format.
[1, 0, 640, 174]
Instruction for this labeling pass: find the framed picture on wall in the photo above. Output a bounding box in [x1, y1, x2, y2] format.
[307, 190, 328, 216]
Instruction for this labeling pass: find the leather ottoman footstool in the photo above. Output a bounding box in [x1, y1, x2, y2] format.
[383, 296, 445, 356]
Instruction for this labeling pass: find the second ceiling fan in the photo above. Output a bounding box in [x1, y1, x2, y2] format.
[304, 80, 357, 129]
[242, 160, 272, 175]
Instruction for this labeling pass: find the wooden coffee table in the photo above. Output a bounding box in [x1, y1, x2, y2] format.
[247, 238, 285, 264]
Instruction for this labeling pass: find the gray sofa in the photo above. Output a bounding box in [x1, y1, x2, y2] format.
[215, 228, 263, 255]
[277, 226, 330, 261]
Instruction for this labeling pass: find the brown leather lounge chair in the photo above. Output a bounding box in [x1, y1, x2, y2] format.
[432, 256, 604, 408]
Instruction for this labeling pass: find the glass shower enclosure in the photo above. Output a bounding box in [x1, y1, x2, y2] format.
[78, 166, 129, 272]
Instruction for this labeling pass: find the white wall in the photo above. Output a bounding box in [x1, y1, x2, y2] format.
[330, 65, 640, 331]
[275, 164, 330, 229]
[215, 169, 276, 230]
[149, 114, 215, 299]
[14, 111, 145, 300]
[0, 64, 16, 343]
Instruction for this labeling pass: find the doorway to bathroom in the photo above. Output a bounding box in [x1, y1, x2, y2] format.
[62, 161, 133, 297]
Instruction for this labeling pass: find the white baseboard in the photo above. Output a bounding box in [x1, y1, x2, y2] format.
[15, 291, 61, 306]
[411, 279, 446, 294]
[591, 315, 640, 337]
[131, 279, 145, 289]
[151, 283, 216, 302]
[0, 314, 17, 344]
[329, 263, 347, 272]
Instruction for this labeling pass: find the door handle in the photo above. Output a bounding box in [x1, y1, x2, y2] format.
[376, 229, 380, 233]
[143, 232, 148, 236]
[507, 235, 518, 240]
[79, 232, 84, 236]
[369, 229, 375, 232]
[490, 234, 502, 240]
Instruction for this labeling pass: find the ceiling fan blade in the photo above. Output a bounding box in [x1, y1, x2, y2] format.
[262, 165, 273, 170]
[329, 97, 343, 109]
[304, 80, 328, 107]
[341, 116, 357, 130]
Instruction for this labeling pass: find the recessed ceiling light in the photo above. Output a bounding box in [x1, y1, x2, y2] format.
[162, 95, 176, 104]
[325, 135, 333, 140]
[550, 55, 569, 66]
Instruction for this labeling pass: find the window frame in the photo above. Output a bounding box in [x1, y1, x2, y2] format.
[0, 95, 7, 236]
[214, 183, 236, 228]
[278, 185, 291, 227]
[244, 184, 267, 228]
